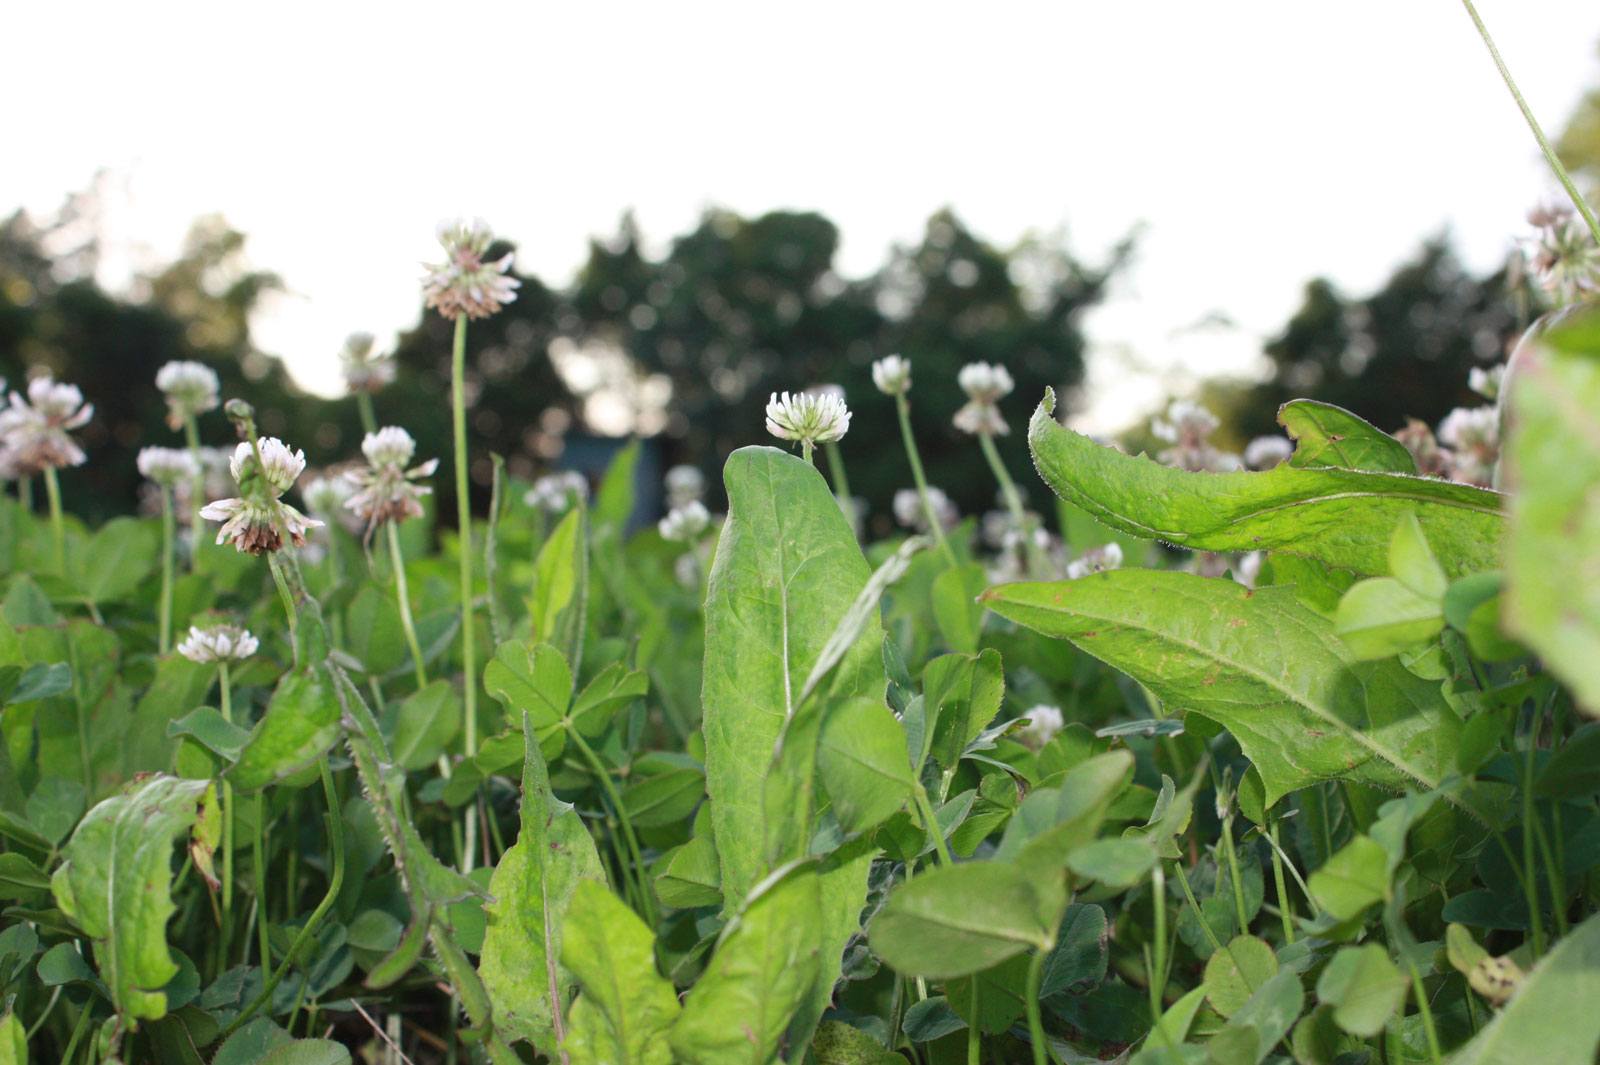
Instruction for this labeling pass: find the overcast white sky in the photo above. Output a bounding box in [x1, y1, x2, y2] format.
[6, 1, 1599, 432]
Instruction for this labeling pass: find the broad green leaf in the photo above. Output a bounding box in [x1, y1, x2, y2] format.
[50, 775, 209, 1026]
[561, 880, 681, 1065]
[1446, 909, 1600, 1064]
[984, 571, 1463, 805]
[922, 649, 1005, 772]
[670, 868, 824, 1065]
[818, 697, 914, 834]
[622, 759, 705, 829]
[478, 713, 607, 1055]
[654, 835, 722, 909]
[1315, 943, 1406, 1038]
[1502, 318, 1600, 712]
[1334, 577, 1443, 660]
[1203, 935, 1278, 1018]
[127, 656, 214, 774]
[0, 1011, 23, 1065]
[1279, 399, 1417, 473]
[166, 708, 249, 764]
[1027, 388, 1502, 578]
[229, 666, 341, 791]
[1131, 985, 1208, 1063]
[344, 586, 405, 675]
[530, 506, 588, 671]
[4, 662, 69, 706]
[570, 662, 648, 738]
[1210, 969, 1303, 1065]
[70, 517, 159, 605]
[388, 679, 461, 771]
[0, 853, 49, 900]
[483, 640, 572, 759]
[1389, 512, 1448, 599]
[1039, 903, 1109, 997]
[1065, 837, 1157, 888]
[931, 561, 987, 654]
[1307, 834, 1387, 921]
[593, 439, 641, 536]
[994, 751, 1134, 881]
[869, 861, 1055, 980]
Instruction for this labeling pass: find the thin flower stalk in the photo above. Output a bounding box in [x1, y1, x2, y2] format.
[894, 394, 955, 564]
[388, 520, 428, 690]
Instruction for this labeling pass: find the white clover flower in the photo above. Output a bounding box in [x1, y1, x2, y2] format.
[176, 624, 259, 664]
[302, 474, 355, 515]
[1438, 405, 1500, 487]
[345, 426, 438, 533]
[1243, 435, 1293, 470]
[1016, 705, 1065, 749]
[1066, 542, 1123, 580]
[422, 219, 521, 320]
[0, 375, 94, 475]
[341, 333, 396, 395]
[957, 362, 1014, 403]
[1525, 201, 1600, 305]
[894, 487, 956, 531]
[137, 446, 199, 488]
[659, 500, 711, 543]
[1151, 400, 1219, 446]
[1469, 364, 1505, 402]
[526, 470, 589, 513]
[155, 361, 221, 429]
[872, 354, 912, 396]
[766, 390, 851, 449]
[665, 464, 705, 507]
[201, 436, 322, 554]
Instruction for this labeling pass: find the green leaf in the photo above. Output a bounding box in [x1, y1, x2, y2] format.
[1446, 909, 1600, 1064]
[71, 517, 159, 605]
[1039, 903, 1108, 997]
[388, 679, 461, 771]
[0, 1010, 24, 1065]
[570, 662, 648, 738]
[1279, 399, 1417, 473]
[1502, 321, 1600, 711]
[483, 640, 572, 759]
[622, 761, 705, 829]
[654, 835, 722, 909]
[478, 712, 607, 1055]
[1027, 388, 1502, 578]
[811, 1020, 902, 1065]
[1211, 969, 1303, 1065]
[344, 586, 405, 676]
[670, 868, 824, 1065]
[869, 861, 1054, 980]
[1307, 834, 1387, 921]
[593, 439, 641, 536]
[1334, 578, 1443, 660]
[561, 880, 681, 1065]
[931, 562, 987, 654]
[983, 571, 1462, 805]
[4, 662, 69, 706]
[1202, 935, 1278, 1018]
[128, 656, 214, 773]
[0, 853, 49, 901]
[922, 649, 1005, 772]
[229, 666, 342, 791]
[530, 506, 588, 671]
[1389, 512, 1447, 599]
[1315, 943, 1407, 1038]
[49, 775, 209, 1026]
[166, 707, 249, 763]
[818, 697, 914, 834]
[1065, 837, 1157, 888]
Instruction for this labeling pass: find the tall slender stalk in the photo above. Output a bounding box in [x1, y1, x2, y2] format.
[158, 489, 175, 654]
[912, 783, 954, 866]
[42, 466, 65, 572]
[1218, 813, 1252, 937]
[1459, 0, 1600, 245]
[895, 394, 956, 564]
[449, 315, 480, 871]
[822, 439, 853, 515]
[1025, 947, 1049, 1065]
[386, 521, 428, 690]
[219, 662, 236, 923]
[357, 391, 378, 435]
[1267, 818, 1297, 944]
[183, 414, 206, 573]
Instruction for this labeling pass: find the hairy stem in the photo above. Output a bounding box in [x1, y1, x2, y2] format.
[387, 520, 428, 690]
[449, 314, 480, 871]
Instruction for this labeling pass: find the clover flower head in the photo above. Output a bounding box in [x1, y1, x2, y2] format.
[176, 624, 259, 664]
[1016, 705, 1065, 749]
[957, 361, 1014, 403]
[1469, 364, 1505, 402]
[1438, 405, 1500, 487]
[665, 464, 705, 507]
[201, 436, 321, 554]
[301, 474, 355, 515]
[0, 374, 93, 475]
[346, 426, 438, 532]
[1243, 435, 1293, 470]
[137, 446, 199, 488]
[341, 332, 396, 394]
[1525, 201, 1600, 305]
[155, 361, 220, 429]
[1066, 542, 1123, 580]
[765, 390, 851, 448]
[1394, 419, 1450, 479]
[422, 218, 521, 320]
[659, 500, 711, 543]
[894, 487, 956, 532]
[872, 354, 912, 396]
[1152, 399, 1219, 446]
[526, 470, 589, 513]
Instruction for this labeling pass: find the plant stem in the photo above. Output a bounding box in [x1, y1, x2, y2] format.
[568, 728, 656, 926]
[356, 391, 378, 435]
[253, 792, 272, 970]
[1173, 861, 1224, 954]
[895, 394, 956, 565]
[221, 757, 346, 1041]
[387, 520, 428, 690]
[1150, 863, 1170, 1034]
[1408, 959, 1444, 1065]
[1459, 0, 1600, 245]
[1520, 707, 1547, 958]
[912, 783, 954, 866]
[1267, 818, 1297, 943]
[183, 414, 206, 573]
[1025, 948, 1049, 1065]
[1219, 814, 1251, 936]
[822, 440, 853, 513]
[158, 489, 175, 654]
[219, 662, 236, 923]
[43, 465, 65, 572]
[267, 552, 299, 654]
[966, 980, 980, 1065]
[449, 314, 480, 871]
[801, 438, 814, 465]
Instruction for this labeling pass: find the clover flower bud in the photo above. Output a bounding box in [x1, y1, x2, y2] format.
[176, 624, 259, 664]
[1016, 705, 1065, 749]
[341, 332, 396, 394]
[872, 354, 912, 396]
[155, 361, 221, 429]
[0, 375, 94, 475]
[953, 362, 1014, 437]
[137, 446, 199, 488]
[422, 218, 521, 320]
[1243, 435, 1293, 470]
[526, 470, 589, 513]
[765, 390, 851, 448]
[659, 500, 711, 543]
